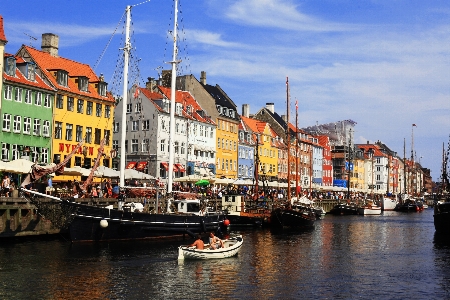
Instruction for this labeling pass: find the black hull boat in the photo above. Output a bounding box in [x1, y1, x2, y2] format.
[65, 201, 226, 242]
[434, 200, 450, 234]
[329, 203, 358, 215]
[394, 200, 424, 212]
[225, 214, 266, 228]
[270, 207, 315, 229]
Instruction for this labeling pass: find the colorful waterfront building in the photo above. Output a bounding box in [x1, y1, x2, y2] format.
[1, 17, 54, 164]
[17, 34, 115, 175]
[238, 106, 255, 180]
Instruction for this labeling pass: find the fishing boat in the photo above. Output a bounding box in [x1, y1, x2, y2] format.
[394, 198, 424, 212]
[381, 196, 398, 211]
[177, 235, 243, 260]
[357, 201, 382, 215]
[328, 202, 358, 215]
[222, 194, 270, 228]
[20, 3, 229, 242]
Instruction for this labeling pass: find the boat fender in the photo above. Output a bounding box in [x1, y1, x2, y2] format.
[100, 219, 108, 228]
[223, 219, 230, 227]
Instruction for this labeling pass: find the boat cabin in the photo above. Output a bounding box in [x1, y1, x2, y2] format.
[222, 195, 244, 216]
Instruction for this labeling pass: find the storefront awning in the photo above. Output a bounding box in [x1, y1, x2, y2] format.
[175, 164, 186, 172]
[161, 162, 178, 172]
[126, 162, 137, 169]
[135, 161, 148, 171]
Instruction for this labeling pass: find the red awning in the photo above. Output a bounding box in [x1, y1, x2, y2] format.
[176, 164, 186, 172]
[135, 161, 148, 171]
[161, 162, 178, 171]
[126, 162, 137, 169]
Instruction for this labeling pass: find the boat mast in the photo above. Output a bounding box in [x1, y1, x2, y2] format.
[119, 5, 131, 188]
[167, 0, 179, 195]
[286, 77, 291, 202]
[295, 99, 299, 199]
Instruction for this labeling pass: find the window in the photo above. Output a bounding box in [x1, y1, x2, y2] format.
[41, 148, 48, 163]
[142, 120, 149, 131]
[14, 87, 22, 102]
[35, 92, 42, 106]
[135, 103, 141, 113]
[132, 121, 139, 131]
[74, 156, 82, 167]
[33, 119, 41, 136]
[125, 140, 128, 153]
[56, 94, 63, 109]
[31, 147, 39, 162]
[13, 115, 21, 133]
[2, 114, 11, 131]
[113, 122, 119, 133]
[104, 130, 110, 145]
[76, 125, 83, 142]
[113, 140, 118, 150]
[181, 142, 185, 155]
[78, 76, 89, 92]
[28, 63, 36, 81]
[65, 123, 73, 141]
[131, 139, 138, 152]
[98, 82, 107, 96]
[175, 141, 179, 154]
[160, 139, 165, 152]
[43, 120, 50, 137]
[94, 128, 101, 144]
[57, 70, 68, 86]
[86, 127, 92, 143]
[5, 57, 16, 76]
[96, 103, 102, 117]
[44, 94, 52, 108]
[25, 90, 32, 104]
[86, 101, 93, 115]
[55, 121, 62, 139]
[127, 104, 132, 113]
[142, 139, 149, 152]
[217, 138, 220, 149]
[2, 143, 9, 160]
[77, 99, 84, 113]
[4, 85, 12, 100]
[12, 144, 19, 160]
[105, 105, 111, 118]
[67, 97, 74, 111]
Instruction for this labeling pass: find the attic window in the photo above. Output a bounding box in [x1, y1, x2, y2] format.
[78, 76, 89, 92]
[187, 105, 192, 114]
[27, 63, 36, 81]
[98, 82, 107, 96]
[57, 70, 68, 87]
[5, 57, 16, 76]
[216, 105, 221, 113]
[223, 107, 228, 115]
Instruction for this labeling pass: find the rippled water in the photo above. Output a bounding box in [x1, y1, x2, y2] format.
[1, 209, 450, 299]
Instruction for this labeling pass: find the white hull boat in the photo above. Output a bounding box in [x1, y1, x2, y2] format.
[178, 235, 243, 260]
[357, 206, 382, 215]
[381, 197, 398, 211]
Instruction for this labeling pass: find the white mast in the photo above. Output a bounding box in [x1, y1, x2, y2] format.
[167, 0, 179, 196]
[119, 6, 131, 188]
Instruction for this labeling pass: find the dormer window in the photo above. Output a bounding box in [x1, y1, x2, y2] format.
[57, 70, 68, 86]
[223, 107, 228, 115]
[216, 105, 221, 113]
[176, 103, 182, 116]
[5, 57, 16, 76]
[229, 110, 235, 118]
[97, 82, 107, 96]
[186, 105, 192, 114]
[27, 63, 36, 81]
[78, 76, 89, 92]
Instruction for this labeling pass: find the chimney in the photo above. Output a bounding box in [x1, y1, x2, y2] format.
[281, 115, 287, 122]
[266, 103, 274, 114]
[146, 77, 155, 91]
[41, 33, 59, 57]
[200, 71, 206, 85]
[242, 104, 250, 118]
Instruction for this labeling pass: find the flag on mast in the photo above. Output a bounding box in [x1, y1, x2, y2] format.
[295, 99, 298, 110]
[412, 124, 417, 127]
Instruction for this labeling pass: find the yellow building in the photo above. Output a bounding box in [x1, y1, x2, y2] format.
[19, 35, 114, 180]
[241, 116, 278, 180]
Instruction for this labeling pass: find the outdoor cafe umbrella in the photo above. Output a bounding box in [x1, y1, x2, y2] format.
[195, 179, 210, 186]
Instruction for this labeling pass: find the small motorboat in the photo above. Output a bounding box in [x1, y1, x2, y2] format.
[178, 235, 243, 260]
[357, 203, 382, 215]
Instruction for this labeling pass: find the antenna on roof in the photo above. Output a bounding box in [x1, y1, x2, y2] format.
[24, 32, 37, 47]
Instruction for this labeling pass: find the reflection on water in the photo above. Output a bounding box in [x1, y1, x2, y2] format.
[0, 210, 449, 299]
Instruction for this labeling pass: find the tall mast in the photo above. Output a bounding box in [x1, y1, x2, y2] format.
[119, 5, 131, 188]
[167, 0, 179, 195]
[295, 99, 299, 199]
[403, 138, 406, 194]
[286, 77, 290, 202]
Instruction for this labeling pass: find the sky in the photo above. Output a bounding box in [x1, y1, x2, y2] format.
[2, 0, 450, 181]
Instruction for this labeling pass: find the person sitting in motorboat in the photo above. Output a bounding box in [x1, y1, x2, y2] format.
[188, 235, 204, 250]
[209, 232, 224, 249]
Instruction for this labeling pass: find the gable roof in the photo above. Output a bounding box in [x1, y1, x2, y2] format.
[3, 53, 54, 92]
[23, 45, 113, 102]
[0, 16, 7, 43]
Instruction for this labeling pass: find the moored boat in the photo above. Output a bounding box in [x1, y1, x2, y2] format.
[178, 235, 243, 260]
[222, 194, 270, 228]
[434, 199, 450, 234]
[394, 199, 424, 212]
[381, 196, 398, 211]
[270, 206, 316, 229]
[329, 202, 358, 215]
[357, 201, 382, 215]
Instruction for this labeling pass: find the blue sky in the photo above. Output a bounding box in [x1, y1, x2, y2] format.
[2, 0, 450, 181]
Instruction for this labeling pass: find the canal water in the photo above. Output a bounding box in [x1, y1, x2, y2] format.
[1, 209, 449, 299]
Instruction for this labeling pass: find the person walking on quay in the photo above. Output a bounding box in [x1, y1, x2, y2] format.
[2, 175, 10, 197]
[46, 176, 53, 195]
